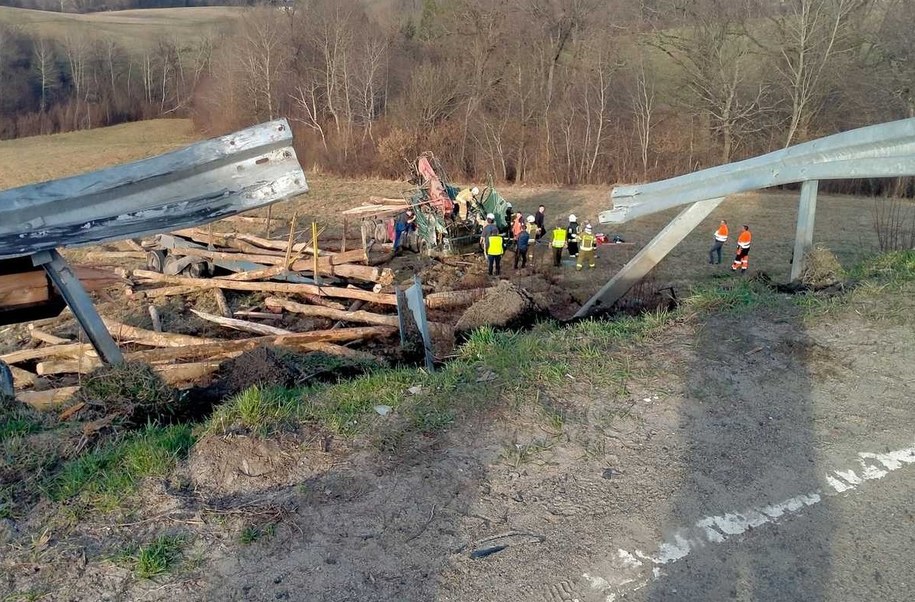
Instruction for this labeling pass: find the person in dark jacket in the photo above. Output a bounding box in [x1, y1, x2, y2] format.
[566, 214, 580, 257]
[534, 205, 546, 240]
[514, 227, 530, 269]
[394, 209, 415, 254]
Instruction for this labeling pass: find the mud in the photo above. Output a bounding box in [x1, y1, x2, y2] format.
[455, 280, 543, 333]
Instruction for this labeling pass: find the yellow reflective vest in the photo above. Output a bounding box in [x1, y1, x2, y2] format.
[580, 232, 596, 251]
[487, 233, 504, 256]
[551, 227, 567, 248]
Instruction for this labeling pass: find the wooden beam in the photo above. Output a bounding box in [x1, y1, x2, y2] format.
[18, 387, 81, 411]
[189, 309, 293, 336]
[101, 317, 219, 347]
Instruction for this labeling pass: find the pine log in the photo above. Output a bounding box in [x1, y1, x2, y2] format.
[171, 229, 287, 256]
[132, 271, 399, 305]
[189, 309, 293, 336]
[299, 294, 347, 311]
[180, 249, 386, 282]
[1, 343, 89, 365]
[18, 387, 81, 411]
[215, 266, 288, 282]
[233, 311, 282, 320]
[265, 297, 452, 338]
[10, 365, 38, 387]
[126, 326, 395, 364]
[332, 300, 365, 329]
[101, 317, 219, 347]
[0, 267, 123, 308]
[424, 288, 493, 309]
[148, 305, 163, 332]
[36, 357, 102, 375]
[28, 326, 71, 345]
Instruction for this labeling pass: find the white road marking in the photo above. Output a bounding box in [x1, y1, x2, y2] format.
[582, 442, 915, 599]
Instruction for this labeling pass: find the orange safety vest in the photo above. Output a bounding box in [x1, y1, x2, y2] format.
[737, 230, 752, 249]
[715, 224, 729, 242]
[487, 233, 505, 256]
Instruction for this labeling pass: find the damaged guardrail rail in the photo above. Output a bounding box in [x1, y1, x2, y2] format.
[0, 118, 308, 367]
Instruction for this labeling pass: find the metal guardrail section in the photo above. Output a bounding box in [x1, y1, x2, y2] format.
[0, 119, 308, 259]
[601, 117, 915, 224]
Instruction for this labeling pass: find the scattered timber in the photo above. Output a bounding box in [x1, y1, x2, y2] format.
[18, 387, 81, 411]
[28, 326, 71, 345]
[265, 297, 452, 338]
[178, 249, 387, 283]
[10, 365, 38, 387]
[424, 288, 493, 309]
[189, 309, 293, 336]
[1, 343, 90, 364]
[148, 306, 163, 333]
[101, 317, 219, 348]
[133, 271, 399, 305]
[0, 267, 122, 307]
[213, 289, 233, 318]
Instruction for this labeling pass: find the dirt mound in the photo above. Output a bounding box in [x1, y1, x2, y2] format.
[187, 433, 336, 496]
[455, 280, 542, 332]
[215, 346, 303, 397]
[801, 246, 845, 289]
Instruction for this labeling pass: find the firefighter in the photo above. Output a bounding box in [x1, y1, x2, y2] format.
[525, 215, 538, 263]
[566, 214, 580, 257]
[455, 186, 479, 221]
[577, 224, 596, 270]
[731, 225, 752, 273]
[709, 219, 729, 264]
[551, 222, 567, 267]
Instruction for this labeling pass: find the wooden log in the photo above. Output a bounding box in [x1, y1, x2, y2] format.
[265, 297, 452, 338]
[36, 358, 100, 375]
[132, 271, 399, 305]
[171, 229, 287, 256]
[233, 311, 282, 320]
[18, 387, 80, 411]
[10, 365, 38, 387]
[127, 326, 396, 364]
[265, 297, 398, 327]
[424, 288, 493, 309]
[35, 359, 222, 383]
[230, 232, 327, 256]
[214, 288, 233, 318]
[215, 266, 288, 282]
[0, 267, 123, 308]
[1, 343, 89, 365]
[302, 342, 381, 363]
[300, 294, 347, 311]
[77, 251, 146, 261]
[28, 325, 71, 345]
[101, 317, 219, 347]
[175, 249, 384, 282]
[190, 309, 293, 336]
[332, 300, 365, 329]
[131, 285, 201, 300]
[148, 305, 163, 333]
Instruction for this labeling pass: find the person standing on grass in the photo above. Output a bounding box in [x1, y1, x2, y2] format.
[515, 224, 530, 270]
[512, 212, 524, 240]
[394, 209, 415, 255]
[731, 225, 752, 274]
[535, 205, 546, 240]
[566, 214, 580, 258]
[551, 221, 567, 267]
[709, 219, 729, 264]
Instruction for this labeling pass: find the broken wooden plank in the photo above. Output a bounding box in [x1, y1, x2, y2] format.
[28, 325, 71, 345]
[18, 387, 80, 411]
[214, 288, 233, 318]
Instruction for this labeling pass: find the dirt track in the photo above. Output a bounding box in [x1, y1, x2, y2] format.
[35, 286, 906, 602]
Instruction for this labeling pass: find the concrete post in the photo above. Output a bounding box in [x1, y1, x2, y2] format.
[789, 180, 819, 282]
[575, 197, 725, 318]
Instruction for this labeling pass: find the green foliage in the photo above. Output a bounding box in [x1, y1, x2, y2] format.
[239, 523, 276, 545]
[850, 250, 915, 284]
[120, 535, 186, 579]
[683, 280, 779, 314]
[206, 386, 302, 436]
[77, 362, 174, 409]
[47, 424, 194, 511]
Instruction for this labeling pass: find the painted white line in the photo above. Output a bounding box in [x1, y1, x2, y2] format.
[583, 442, 915, 601]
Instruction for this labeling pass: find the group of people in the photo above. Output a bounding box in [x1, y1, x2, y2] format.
[709, 220, 753, 273]
[549, 214, 596, 271]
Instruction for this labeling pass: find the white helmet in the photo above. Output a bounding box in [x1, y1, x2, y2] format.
[585, 225, 593, 233]
[486, 213, 495, 220]
[526, 215, 535, 223]
[569, 214, 577, 222]
[471, 187, 480, 196]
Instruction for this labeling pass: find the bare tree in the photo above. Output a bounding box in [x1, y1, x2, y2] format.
[34, 37, 56, 115]
[236, 8, 291, 121]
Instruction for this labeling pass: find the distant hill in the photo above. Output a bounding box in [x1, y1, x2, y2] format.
[0, 5, 242, 49]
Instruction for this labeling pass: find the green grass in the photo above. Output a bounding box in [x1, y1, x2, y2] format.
[119, 535, 186, 579]
[683, 279, 781, 315]
[46, 424, 194, 511]
[206, 386, 303, 437]
[239, 523, 276, 545]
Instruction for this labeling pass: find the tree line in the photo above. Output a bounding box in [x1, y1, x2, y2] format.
[1, 0, 914, 190]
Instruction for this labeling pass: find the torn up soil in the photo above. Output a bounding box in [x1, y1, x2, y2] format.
[455, 280, 544, 333]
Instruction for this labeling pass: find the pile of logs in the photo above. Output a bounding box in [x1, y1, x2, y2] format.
[7, 223, 497, 413]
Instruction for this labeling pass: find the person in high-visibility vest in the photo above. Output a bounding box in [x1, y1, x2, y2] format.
[577, 225, 597, 270]
[731, 225, 752, 273]
[551, 224, 567, 267]
[480, 213, 504, 276]
[709, 219, 729, 265]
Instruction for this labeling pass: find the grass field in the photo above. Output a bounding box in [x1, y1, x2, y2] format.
[0, 6, 240, 50]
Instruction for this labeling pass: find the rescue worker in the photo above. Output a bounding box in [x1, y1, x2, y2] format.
[709, 219, 729, 264]
[455, 186, 479, 221]
[567, 214, 580, 257]
[480, 213, 504, 276]
[577, 224, 596, 270]
[512, 212, 524, 240]
[525, 215, 538, 263]
[731, 224, 752, 273]
[394, 209, 415, 254]
[534, 205, 546, 240]
[515, 222, 530, 270]
[551, 221, 567, 267]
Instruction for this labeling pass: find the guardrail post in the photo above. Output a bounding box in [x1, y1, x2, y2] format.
[790, 180, 819, 282]
[32, 250, 124, 365]
[576, 197, 724, 318]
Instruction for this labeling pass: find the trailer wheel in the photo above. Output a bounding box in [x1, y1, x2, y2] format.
[187, 261, 210, 279]
[0, 360, 13, 399]
[146, 250, 167, 273]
